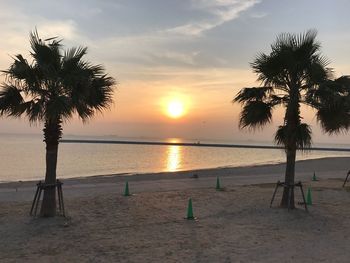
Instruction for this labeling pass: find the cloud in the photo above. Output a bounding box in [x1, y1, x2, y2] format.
[250, 12, 268, 19]
[37, 20, 78, 41]
[167, 0, 261, 36]
[0, 3, 79, 52]
[0, 0, 261, 73]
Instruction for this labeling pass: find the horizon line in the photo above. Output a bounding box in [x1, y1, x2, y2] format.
[60, 139, 350, 152]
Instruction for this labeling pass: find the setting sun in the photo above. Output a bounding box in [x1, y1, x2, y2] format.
[167, 100, 185, 118]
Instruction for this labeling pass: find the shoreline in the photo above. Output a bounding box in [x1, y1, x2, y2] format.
[1, 156, 348, 187]
[1, 156, 349, 202]
[0, 155, 348, 184]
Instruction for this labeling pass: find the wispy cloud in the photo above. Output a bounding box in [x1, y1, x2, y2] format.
[0, 3, 79, 51]
[0, 0, 262, 72]
[37, 20, 78, 40]
[167, 0, 261, 36]
[250, 12, 268, 19]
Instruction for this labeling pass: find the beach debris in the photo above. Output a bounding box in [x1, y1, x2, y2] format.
[216, 177, 222, 191]
[306, 187, 312, 205]
[312, 172, 318, 181]
[123, 181, 130, 196]
[186, 198, 195, 220]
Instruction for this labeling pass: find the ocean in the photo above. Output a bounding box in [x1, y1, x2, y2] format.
[1, 133, 350, 182]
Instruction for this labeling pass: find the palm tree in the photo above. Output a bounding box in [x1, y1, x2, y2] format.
[234, 30, 350, 208]
[0, 30, 115, 216]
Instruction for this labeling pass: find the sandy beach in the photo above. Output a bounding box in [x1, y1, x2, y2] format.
[1, 156, 350, 262]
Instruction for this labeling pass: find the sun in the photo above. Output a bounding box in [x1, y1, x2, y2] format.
[167, 100, 185, 118]
[161, 93, 189, 119]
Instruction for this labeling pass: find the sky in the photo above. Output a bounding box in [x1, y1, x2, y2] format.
[1, 0, 350, 144]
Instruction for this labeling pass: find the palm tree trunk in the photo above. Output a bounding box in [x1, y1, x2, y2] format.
[40, 144, 58, 216]
[40, 119, 62, 217]
[281, 146, 296, 208]
[280, 86, 300, 209]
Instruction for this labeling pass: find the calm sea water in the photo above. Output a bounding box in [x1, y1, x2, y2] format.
[1, 133, 350, 182]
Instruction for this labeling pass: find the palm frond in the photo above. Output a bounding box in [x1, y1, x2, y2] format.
[30, 29, 62, 74]
[316, 99, 350, 133]
[251, 29, 330, 91]
[0, 84, 25, 116]
[251, 52, 289, 88]
[270, 94, 288, 105]
[26, 99, 45, 123]
[4, 54, 32, 79]
[86, 76, 114, 111]
[4, 54, 46, 96]
[45, 95, 74, 121]
[296, 123, 312, 150]
[2, 29, 115, 127]
[233, 87, 273, 103]
[334, 75, 350, 91]
[239, 100, 273, 129]
[75, 103, 94, 122]
[61, 47, 88, 80]
[305, 75, 350, 133]
[295, 30, 318, 48]
[64, 46, 87, 62]
[275, 123, 312, 151]
[274, 125, 287, 146]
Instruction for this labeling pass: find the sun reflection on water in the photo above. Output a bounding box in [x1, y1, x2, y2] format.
[166, 145, 182, 172]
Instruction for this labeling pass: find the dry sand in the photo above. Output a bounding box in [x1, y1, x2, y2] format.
[1, 157, 350, 262]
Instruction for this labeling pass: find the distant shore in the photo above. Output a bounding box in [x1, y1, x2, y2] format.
[61, 139, 350, 152]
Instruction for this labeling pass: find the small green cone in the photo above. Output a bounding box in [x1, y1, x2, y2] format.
[186, 198, 195, 220]
[123, 181, 130, 196]
[312, 172, 317, 181]
[306, 187, 312, 205]
[216, 177, 222, 190]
